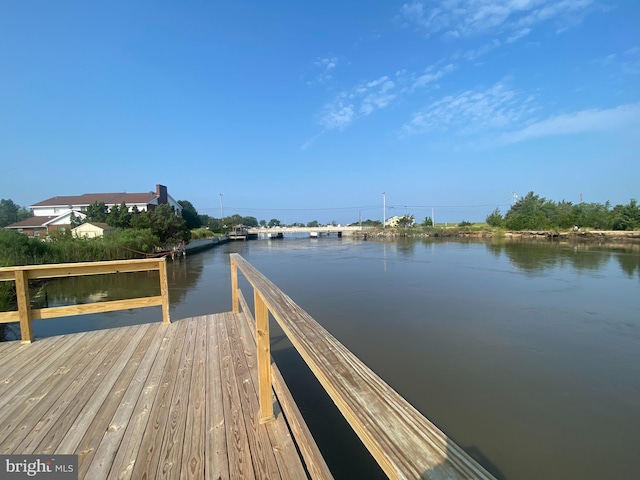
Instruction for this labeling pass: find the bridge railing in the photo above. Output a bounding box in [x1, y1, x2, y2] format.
[0, 258, 171, 343]
[230, 253, 495, 480]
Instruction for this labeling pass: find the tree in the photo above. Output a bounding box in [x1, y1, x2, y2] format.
[268, 218, 281, 228]
[612, 199, 640, 231]
[85, 201, 108, 223]
[485, 208, 503, 227]
[504, 192, 554, 230]
[148, 204, 189, 244]
[259, 219, 267, 227]
[397, 215, 415, 227]
[422, 216, 433, 227]
[241, 216, 258, 227]
[178, 200, 202, 230]
[0, 199, 20, 227]
[307, 220, 319, 227]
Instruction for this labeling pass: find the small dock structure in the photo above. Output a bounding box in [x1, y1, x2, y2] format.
[0, 256, 496, 479]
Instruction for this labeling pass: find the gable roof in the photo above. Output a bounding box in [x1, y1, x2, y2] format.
[5, 216, 59, 228]
[31, 192, 157, 208]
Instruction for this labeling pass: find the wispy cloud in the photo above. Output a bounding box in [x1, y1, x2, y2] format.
[401, 80, 536, 136]
[307, 55, 340, 86]
[400, 0, 595, 40]
[318, 74, 400, 129]
[499, 103, 640, 144]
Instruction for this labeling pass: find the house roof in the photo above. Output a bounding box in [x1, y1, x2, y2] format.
[73, 222, 112, 230]
[5, 216, 58, 228]
[31, 192, 157, 208]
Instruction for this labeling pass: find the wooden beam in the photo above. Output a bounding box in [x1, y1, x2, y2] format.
[254, 290, 274, 424]
[231, 258, 239, 314]
[158, 258, 171, 324]
[14, 270, 33, 343]
[30, 297, 164, 320]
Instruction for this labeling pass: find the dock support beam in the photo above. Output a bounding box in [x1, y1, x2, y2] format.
[255, 290, 274, 423]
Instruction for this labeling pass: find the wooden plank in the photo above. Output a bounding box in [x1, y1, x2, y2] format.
[54, 323, 160, 454]
[237, 289, 333, 480]
[217, 312, 256, 479]
[0, 330, 108, 435]
[255, 290, 274, 423]
[84, 322, 178, 480]
[0, 311, 19, 323]
[155, 314, 199, 479]
[17, 324, 147, 454]
[224, 311, 283, 479]
[233, 297, 313, 480]
[2, 258, 163, 279]
[180, 316, 207, 479]
[30, 296, 164, 320]
[127, 317, 190, 480]
[206, 314, 230, 480]
[159, 258, 171, 324]
[231, 253, 495, 480]
[35, 324, 156, 454]
[0, 334, 77, 399]
[0, 327, 130, 453]
[14, 269, 33, 342]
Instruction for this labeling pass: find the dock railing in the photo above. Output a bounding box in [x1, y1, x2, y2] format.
[230, 253, 495, 480]
[0, 258, 171, 343]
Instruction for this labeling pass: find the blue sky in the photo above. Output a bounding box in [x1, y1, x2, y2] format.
[1, 1, 638, 224]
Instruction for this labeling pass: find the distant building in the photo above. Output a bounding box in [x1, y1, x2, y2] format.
[5, 184, 181, 238]
[5, 211, 86, 238]
[29, 184, 182, 216]
[72, 222, 113, 239]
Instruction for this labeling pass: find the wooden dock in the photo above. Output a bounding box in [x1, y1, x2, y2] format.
[0, 256, 497, 479]
[0, 311, 324, 479]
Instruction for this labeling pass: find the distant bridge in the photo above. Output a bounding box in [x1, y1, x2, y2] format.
[247, 226, 366, 237]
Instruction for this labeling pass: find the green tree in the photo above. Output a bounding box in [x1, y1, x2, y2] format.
[422, 216, 433, 227]
[397, 215, 415, 227]
[307, 220, 319, 227]
[612, 199, 640, 231]
[259, 219, 267, 227]
[241, 216, 258, 227]
[85, 201, 108, 223]
[268, 218, 281, 228]
[504, 192, 554, 230]
[485, 208, 504, 227]
[148, 204, 189, 244]
[178, 200, 202, 230]
[0, 199, 20, 227]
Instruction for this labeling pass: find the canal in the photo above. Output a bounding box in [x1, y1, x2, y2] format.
[15, 237, 640, 479]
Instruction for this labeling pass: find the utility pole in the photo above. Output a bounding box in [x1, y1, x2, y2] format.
[382, 192, 386, 229]
[432, 207, 435, 227]
[219, 193, 224, 223]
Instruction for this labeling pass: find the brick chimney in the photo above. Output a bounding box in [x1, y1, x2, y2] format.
[156, 184, 168, 205]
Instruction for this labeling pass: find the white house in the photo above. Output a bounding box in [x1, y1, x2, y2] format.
[72, 222, 113, 239]
[29, 184, 183, 217]
[5, 211, 86, 238]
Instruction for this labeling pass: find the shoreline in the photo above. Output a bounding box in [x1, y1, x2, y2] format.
[354, 229, 640, 243]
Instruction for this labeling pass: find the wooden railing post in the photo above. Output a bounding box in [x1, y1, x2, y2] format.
[255, 289, 274, 423]
[15, 269, 34, 343]
[159, 258, 171, 324]
[231, 258, 239, 314]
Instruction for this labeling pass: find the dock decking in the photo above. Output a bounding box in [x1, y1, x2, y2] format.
[0, 312, 317, 479]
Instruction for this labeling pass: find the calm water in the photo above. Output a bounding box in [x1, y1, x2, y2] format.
[20, 237, 640, 479]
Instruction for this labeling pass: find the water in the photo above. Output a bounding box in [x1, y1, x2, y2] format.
[17, 237, 640, 479]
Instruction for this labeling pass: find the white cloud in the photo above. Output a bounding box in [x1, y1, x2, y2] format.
[412, 63, 456, 89]
[402, 80, 535, 135]
[499, 103, 640, 144]
[318, 75, 400, 129]
[400, 0, 595, 40]
[318, 99, 355, 129]
[307, 55, 340, 86]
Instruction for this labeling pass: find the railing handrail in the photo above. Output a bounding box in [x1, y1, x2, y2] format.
[230, 253, 495, 480]
[0, 258, 171, 343]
